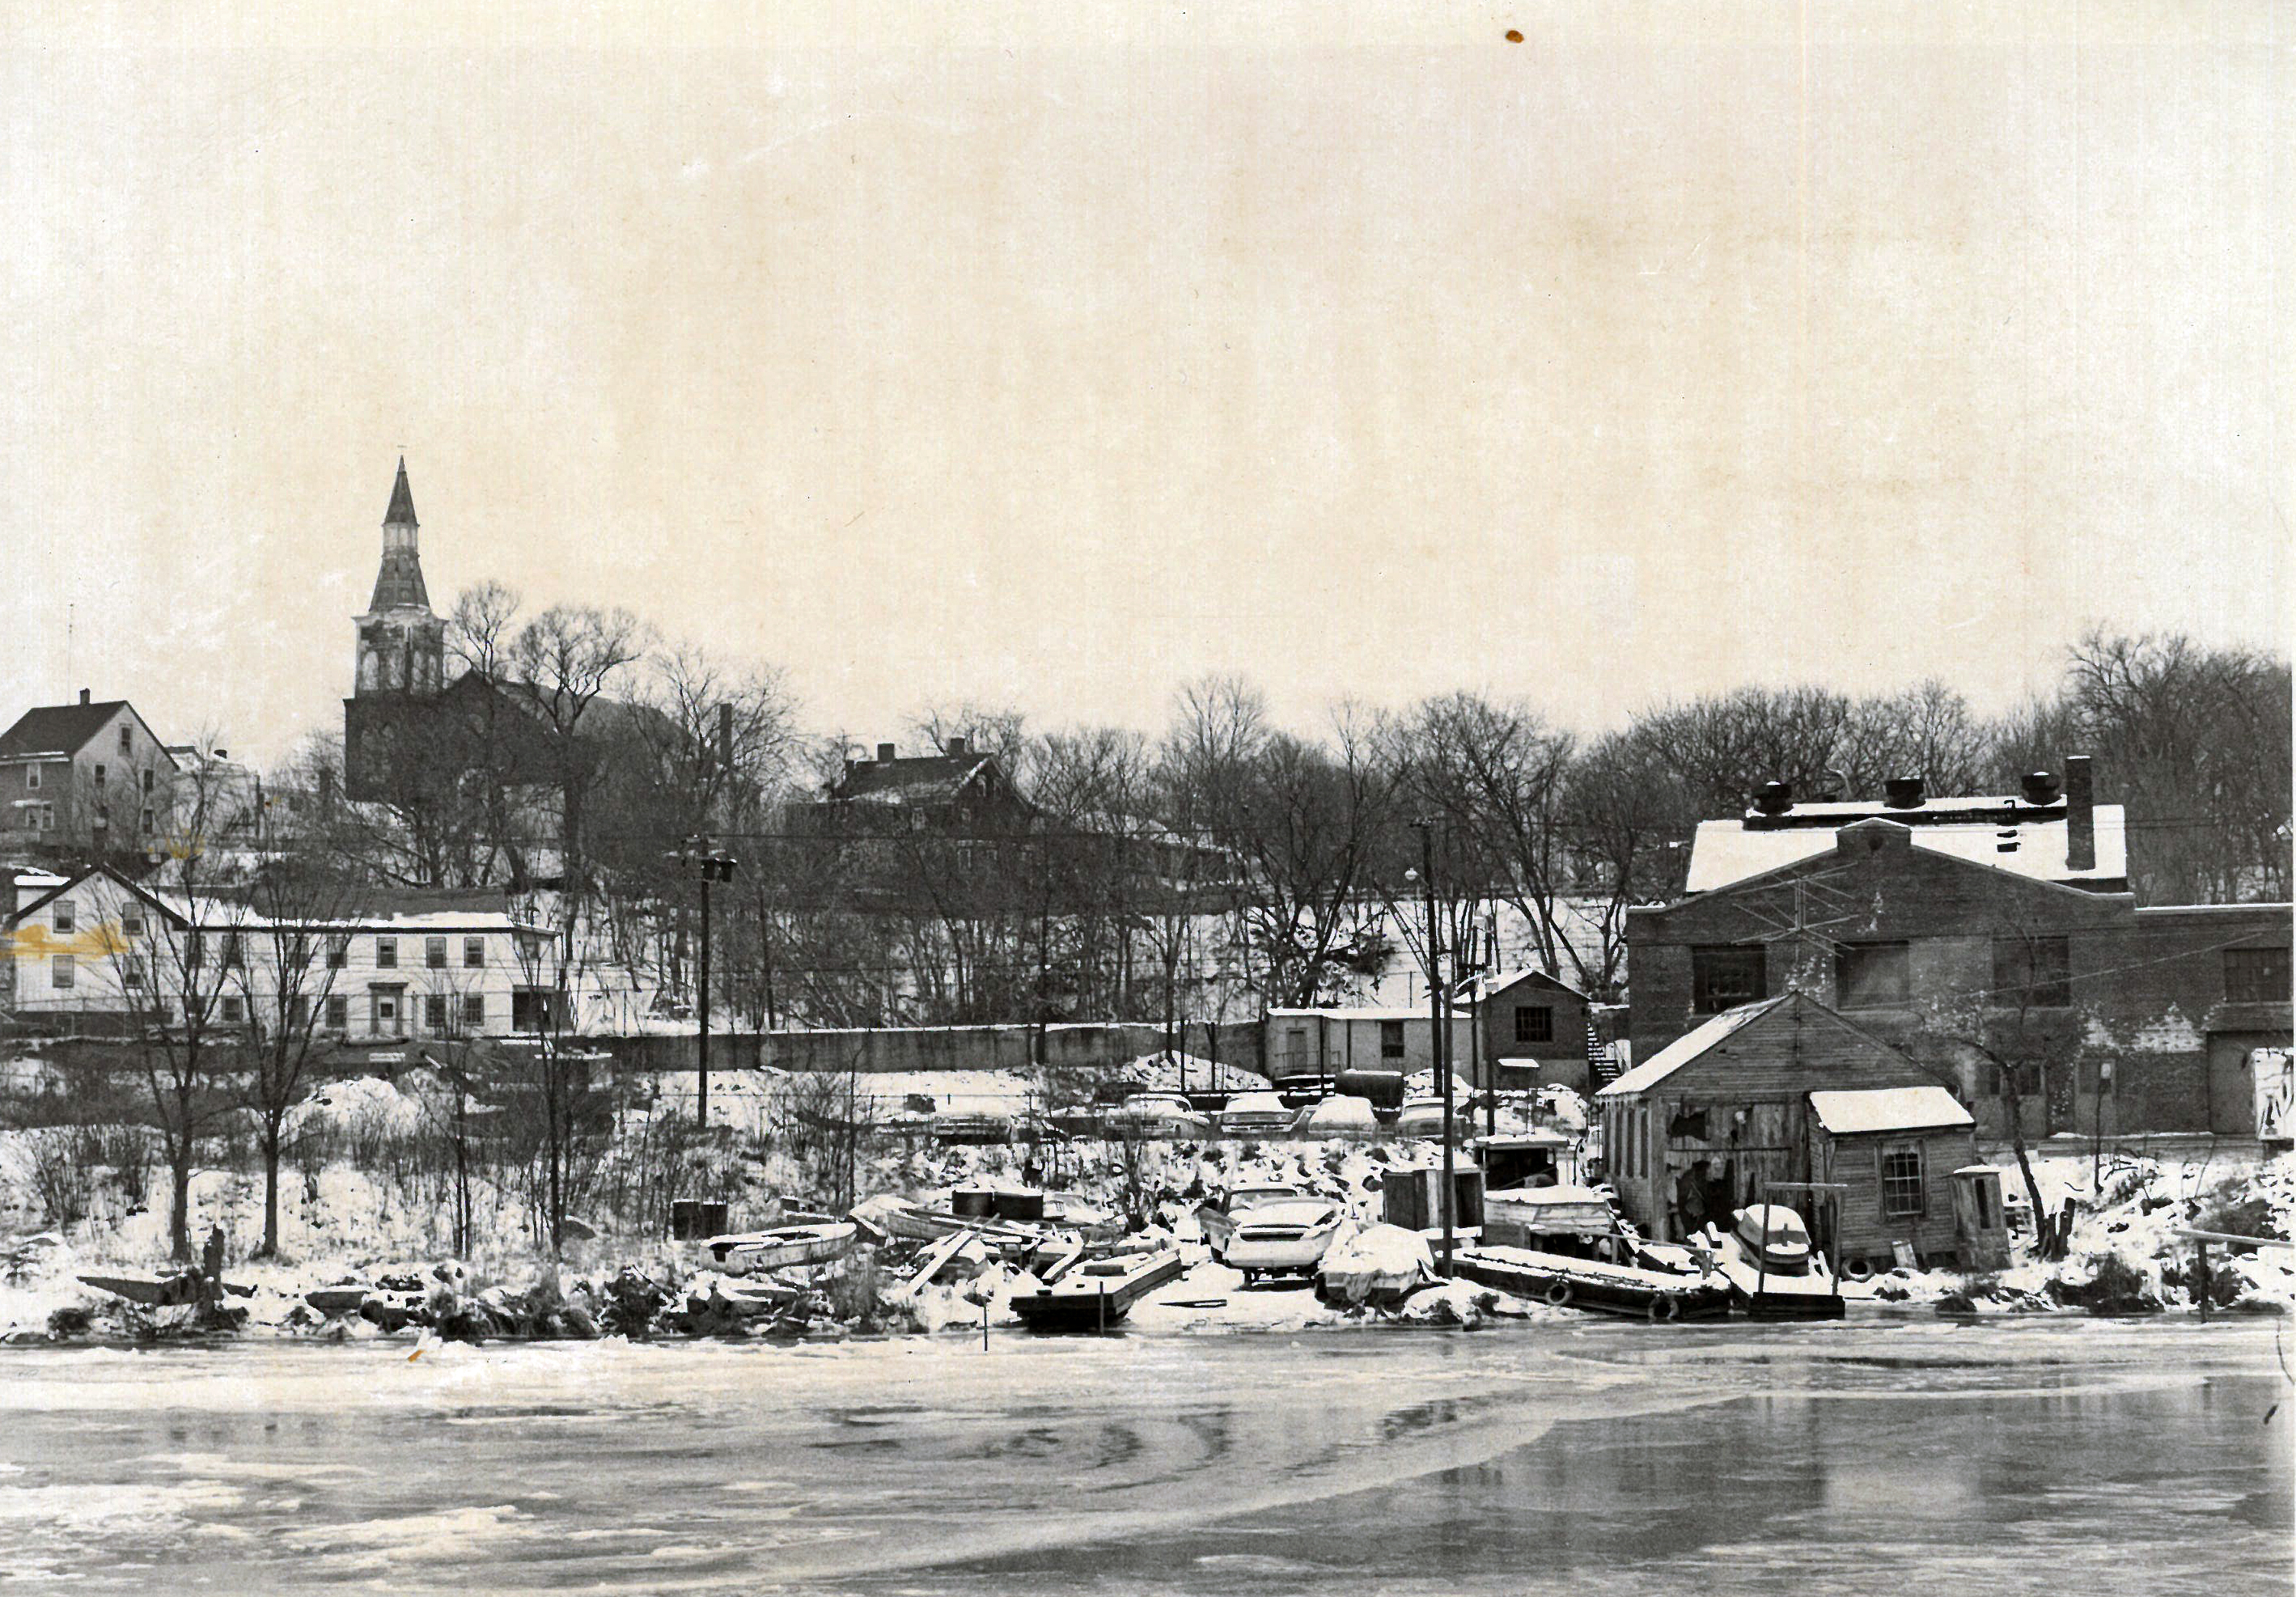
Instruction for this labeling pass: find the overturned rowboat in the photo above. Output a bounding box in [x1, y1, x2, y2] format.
[704, 1221, 858, 1273]
[1451, 1244, 1730, 1322]
[78, 1273, 254, 1307]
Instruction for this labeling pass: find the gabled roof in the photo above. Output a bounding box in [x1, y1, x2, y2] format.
[1809, 1086, 1974, 1136]
[1685, 799, 2128, 892]
[1477, 967, 1586, 1002]
[827, 752, 1009, 806]
[0, 701, 137, 761]
[1597, 996, 1786, 1097]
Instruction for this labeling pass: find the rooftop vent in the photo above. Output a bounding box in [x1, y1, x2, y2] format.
[1752, 780, 1793, 816]
[946, 735, 968, 759]
[1883, 776, 1926, 810]
[876, 742, 896, 763]
[2020, 770, 2062, 806]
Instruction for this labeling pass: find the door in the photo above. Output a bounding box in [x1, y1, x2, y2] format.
[2210, 1033, 2290, 1137]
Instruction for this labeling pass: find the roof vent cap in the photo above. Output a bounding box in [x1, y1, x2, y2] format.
[2019, 770, 2061, 806]
[1883, 776, 1926, 809]
[1752, 780, 1793, 816]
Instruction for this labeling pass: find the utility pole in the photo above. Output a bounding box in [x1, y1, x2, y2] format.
[671, 837, 739, 1128]
[1411, 819, 1454, 1277]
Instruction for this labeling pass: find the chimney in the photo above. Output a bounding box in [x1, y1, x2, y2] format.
[2065, 755, 2095, 871]
[876, 742, 896, 764]
[718, 702, 735, 773]
[78, 688, 89, 705]
[946, 734, 968, 759]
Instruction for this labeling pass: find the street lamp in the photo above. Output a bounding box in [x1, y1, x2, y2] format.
[668, 837, 739, 1127]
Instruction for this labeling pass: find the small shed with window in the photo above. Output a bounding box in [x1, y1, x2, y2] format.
[1806, 1087, 1980, 1272]
[1474, 968, 1595, 1093]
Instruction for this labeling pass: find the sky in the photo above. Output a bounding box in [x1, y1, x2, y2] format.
[1, 2, 2285, 766]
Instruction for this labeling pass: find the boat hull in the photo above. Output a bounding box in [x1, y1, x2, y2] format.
[706, 1223, 858, 1273]
[1454, 1247, 1732, 1322]
[1010, 1250, 1186, 1332]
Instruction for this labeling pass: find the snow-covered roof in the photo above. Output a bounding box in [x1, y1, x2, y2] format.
[1476, 967, 1586, 1001]
[1684, 800, 2128, 893]
[1596, 997, 1785, 1098]
[1268, 1005, 1454, 1023]
[1807, 1086, 1974, 1136]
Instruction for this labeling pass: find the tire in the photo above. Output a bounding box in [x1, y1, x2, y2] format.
[1842, 1258, 1874, 1284]
[1647, 1294, 1681, 1324]
[1543, 1280, 1574, 1307]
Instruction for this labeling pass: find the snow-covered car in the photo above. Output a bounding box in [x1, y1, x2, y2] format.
[1195, 1183, 1311, 1259]
[1293, 1094, 1380, 1139]
[1218, 1091, 1294, 1137]
[1223, 1198, 1354, 1282]
[1392, 1095, 1452, 1138]
[1105, 1093, 1213, 1138]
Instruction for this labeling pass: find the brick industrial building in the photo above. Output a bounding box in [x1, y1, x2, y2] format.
[1625, 760, 2291, 1137]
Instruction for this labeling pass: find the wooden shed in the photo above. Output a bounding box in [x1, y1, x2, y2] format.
[1807, 1087, 1980, 1272]
[1594, 993, 1955, 1248]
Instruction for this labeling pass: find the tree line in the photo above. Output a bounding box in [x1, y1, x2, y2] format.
[247, 595, 2291, 1035]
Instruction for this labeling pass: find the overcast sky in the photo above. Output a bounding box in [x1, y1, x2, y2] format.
[2, 2, 2285, 765]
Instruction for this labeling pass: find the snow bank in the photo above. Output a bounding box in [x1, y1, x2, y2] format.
[1120, 1053, 1267, 1094]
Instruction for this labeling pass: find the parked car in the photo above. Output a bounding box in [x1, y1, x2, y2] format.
[1224, 1197, 1355, 1283]
[1293, 1094, 1380, 1139]
[1218, 1090, 1294, 1137]
[1105, 1093, 1213, 1139]
[1392, 1096, 1451, 1138]
[1195, 1183, 1311, 1260]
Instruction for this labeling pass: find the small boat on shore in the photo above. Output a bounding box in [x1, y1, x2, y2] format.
[1698, 1205, 1844, 1319]
[78, 1273, 253, 1307]
[1453, 1244, 1730, 1322]
[1010, 1248, 1186, 1332]
[705, 1221, 858, 1273]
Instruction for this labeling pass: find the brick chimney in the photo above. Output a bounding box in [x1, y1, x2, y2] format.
[946, 735, 968, 759]
[78, 688, 90, 705]
[2065, 755, 2095, 871]
[876, 742, 896, 764]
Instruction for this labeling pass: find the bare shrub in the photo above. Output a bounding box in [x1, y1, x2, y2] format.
[24, 1126, 101, 1228]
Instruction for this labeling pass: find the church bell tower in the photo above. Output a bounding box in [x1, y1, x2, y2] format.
[353, 458, 446, 697]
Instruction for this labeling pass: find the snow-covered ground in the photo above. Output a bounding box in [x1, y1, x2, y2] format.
[4, 1063, 2289, 1343]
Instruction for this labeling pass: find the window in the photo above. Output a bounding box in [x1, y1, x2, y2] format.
[285, 933, 310, 968]
[1879, 1146, 1925, 1218]
[219, 931, 242, 968]
[140, 808, 154, 833]
[512, 987, 561, 1033]
[37, 803, 53, 831]
[118, 725, 131, 755]
[426, 936, 448, 969]
[51, 899, 74, 934]
[93, 763, 106, 785]
[1835, 942, 1911, 1008]
[287, 994, 309, 1029]
[184, 931, 204, 969]
[464, 938, 485, 969]
[1692, 947, 1767, 1014]
[463, 993, 485, 1027]
[24, 766, 39, 791]
[425, 994, 448, 1032]
[375, 937, 397, 969]
[1991, 936, 2072, 1008]
[50, 954, 74, 989]
[120, 909, 143, 938]
[142, 769, 154, 794]
[1514, 1005, 1554, 1044]
[325, 994, 348, 1031]
[326, 935, 349, 969]
[122, 955, 145, 989]
[2225, 947, 2290, 1006]
[220, 995, 244, 1024]
[1379, 1019, 1406, 1060]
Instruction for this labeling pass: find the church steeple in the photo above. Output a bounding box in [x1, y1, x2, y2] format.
[354, 458, 445, 697]
[385, 455, 418, 528]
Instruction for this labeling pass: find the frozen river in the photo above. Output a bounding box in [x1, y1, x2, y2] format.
[2, 1317, 2287, 1594]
